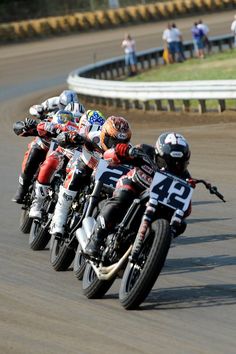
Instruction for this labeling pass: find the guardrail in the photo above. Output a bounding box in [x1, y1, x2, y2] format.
[67, 34, 235, 114]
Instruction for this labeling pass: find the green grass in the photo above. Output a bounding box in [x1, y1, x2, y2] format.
[127, 49, 236, 82]
[126, 49, 236, 111]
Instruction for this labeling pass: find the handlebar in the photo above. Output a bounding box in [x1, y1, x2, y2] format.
[130, 148, 158, 172]
[187, 178, 226, 202]
[83, 137, 104, 154]
[128, 149, 226, 203]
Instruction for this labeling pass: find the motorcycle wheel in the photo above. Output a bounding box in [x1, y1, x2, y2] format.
[50, 235, 76, 271]
[82, 263, 115, 299]
[119, 219, 171, 310]
[73, 243, 86, 280]
[29, 220, 51, 251]
[20, 208, 33, 234]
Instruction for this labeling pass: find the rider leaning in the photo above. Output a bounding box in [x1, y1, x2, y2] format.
[29, 110, 106, 219]
[85, 132, 192, 259]
[50, 116, 132, 240]
[12, 90, 85, 204]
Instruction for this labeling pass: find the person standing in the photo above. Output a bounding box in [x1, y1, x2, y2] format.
[172, 23, 186, 62]
[121, 33, 137, 76]
[231, 15, 236, 48]
[162, 23, 177, 63]
[198, 19, 211, 53]
[191, 22, 205, 59]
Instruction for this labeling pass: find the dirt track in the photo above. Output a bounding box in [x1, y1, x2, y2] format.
[0, 11, 236, 354]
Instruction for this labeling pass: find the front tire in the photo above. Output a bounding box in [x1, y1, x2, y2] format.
[50, 235, 75, 271]
[29, 220, 51, 250]
[73, 243, 86, 280]
[20, 208, 33, 234]
[82, 263, 115, 299]
[119, 219, 171, 310]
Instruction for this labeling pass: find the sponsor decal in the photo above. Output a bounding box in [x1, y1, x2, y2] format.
[117, 132, 127, 139]
[170, 151, 183, 158]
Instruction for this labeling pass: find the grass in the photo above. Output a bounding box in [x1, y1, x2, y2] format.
[125, 49, 236, 111]
[127, 49, 236, 82]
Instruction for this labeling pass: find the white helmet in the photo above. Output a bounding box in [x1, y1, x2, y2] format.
[65, 101, 85, 123]
[58, 90, 79, 109]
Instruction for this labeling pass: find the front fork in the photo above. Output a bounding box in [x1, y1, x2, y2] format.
[130, 198, 157, 262]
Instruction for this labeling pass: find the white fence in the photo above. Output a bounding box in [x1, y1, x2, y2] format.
[67, 35, 236, 113]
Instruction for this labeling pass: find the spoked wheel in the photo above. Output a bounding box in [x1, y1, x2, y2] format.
[29, 219, 51, 250]
[73, 243, 86, 280]
[20, 207, 33, 234]
[119, 219, 171, 310]
[82, 262, 115, 299]
[50, 234, 75, 271]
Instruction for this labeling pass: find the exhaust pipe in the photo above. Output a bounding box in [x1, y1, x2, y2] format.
[90, 245, 132, 281]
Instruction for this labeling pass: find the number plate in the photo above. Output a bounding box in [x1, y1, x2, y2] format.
[149, 171, 193, 211]
[95, 159, 130, 188]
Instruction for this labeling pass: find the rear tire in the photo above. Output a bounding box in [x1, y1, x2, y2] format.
[119, 219, 171, 310]
[50, 235, 75, 271]
[29, 220, 51, 250]
[82, 263, 115, 299]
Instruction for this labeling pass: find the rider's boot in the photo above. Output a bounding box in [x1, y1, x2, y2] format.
[50, 186, 77, 238]
[12, 173, 31, 204]
[85, 216, 107, 259]
[29, 181, 49, 219]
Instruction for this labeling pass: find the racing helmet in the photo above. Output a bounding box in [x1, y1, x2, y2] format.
[65, 102, 86, 123]
[100, 116, 132, 151]
[155, 132, 190, 175]
[52, 110, 74, 124]
[78, 110, 106, 129]
[58, 90, 79, 109]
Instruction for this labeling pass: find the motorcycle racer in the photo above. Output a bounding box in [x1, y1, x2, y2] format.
[85, 132, 192, 259]
[50, 115, 132, 240]
[29, 110, 106, 219]
[29, 89, 82, 120]
[11, 108, 80, 204]
[12, 89, 85, 204]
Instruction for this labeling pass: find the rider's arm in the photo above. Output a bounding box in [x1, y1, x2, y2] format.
[103, 143, 132, 164]
[41, 97, 59, 112]
[37, 121, 59, 137]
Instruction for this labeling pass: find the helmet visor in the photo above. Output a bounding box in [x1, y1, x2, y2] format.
[168, 158, 189, 175]
[104, 134, 129, 149]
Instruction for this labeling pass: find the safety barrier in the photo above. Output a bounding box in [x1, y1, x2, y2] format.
[0, 0, 235, 43]
[67, 34, 235, 114]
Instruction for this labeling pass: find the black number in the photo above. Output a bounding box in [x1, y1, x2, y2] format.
[169, 182, 191, 209]
[151, 176, 173, 201]
[100, 166, 130, 187]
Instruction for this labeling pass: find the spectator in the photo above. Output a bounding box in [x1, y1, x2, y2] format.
[172, 23, 186, 62]
[198, 19, 211, 53]
[231, 14, 236, 48]
[191, 22, 205, 59]
[162, 23, 177, 63]
[121, 33, 137, 77]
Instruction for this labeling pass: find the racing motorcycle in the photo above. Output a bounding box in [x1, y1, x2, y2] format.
[77, 153, 225, 310]
[16, 115, 57, 234]
[28, 144, 77, 251]
[49, 157, 130, 273]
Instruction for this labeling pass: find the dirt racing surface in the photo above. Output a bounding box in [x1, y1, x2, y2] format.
[0, 11, 236, 354]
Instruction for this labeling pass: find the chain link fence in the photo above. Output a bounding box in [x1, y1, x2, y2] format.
[0, 0, 167, 23]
